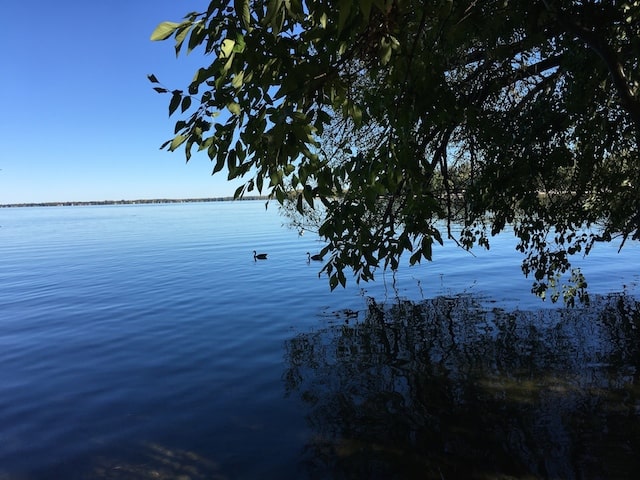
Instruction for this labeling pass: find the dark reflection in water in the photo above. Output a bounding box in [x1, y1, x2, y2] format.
[284, 294, 640, 480]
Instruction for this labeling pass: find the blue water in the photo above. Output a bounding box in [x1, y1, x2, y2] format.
[1, 201, 639, 478]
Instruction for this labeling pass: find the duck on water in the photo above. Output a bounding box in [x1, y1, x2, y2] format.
[253, 250, 268, 260]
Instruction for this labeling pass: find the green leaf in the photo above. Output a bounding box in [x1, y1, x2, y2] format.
[220, 38, 235, 58]
[181, 96, 192, 113]
[191, 66, 216, 89]
[174, 23, 192, 56]
[320, 12, 328, 29]
[169, 134, 187, 151]
[227, 150, 237, 175]
[235, 0, 252, 30]
[303, 185, 314, 208]
[169, 91, 182, 116]
[212, 152, 225, 173]
[187, 23, 206, 54]
[231, 71, 245, 89]
[270, 170, 281, 187]
[151, 21, 181, 41]
[233, 33, 246, 53]
[221, 51, 235, 75]
[227, 102, 241, 115]
[174, 120, 186, 134]
[234, 184, 246, 199]
[422, 236, 433, 261]
[380, 38, 392, 65]
[185, 138, 193, 161]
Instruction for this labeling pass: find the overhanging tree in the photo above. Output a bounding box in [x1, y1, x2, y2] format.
[149, 0, 640, 302]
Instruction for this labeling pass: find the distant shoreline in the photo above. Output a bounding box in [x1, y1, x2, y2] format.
[0, 196, 268, 208]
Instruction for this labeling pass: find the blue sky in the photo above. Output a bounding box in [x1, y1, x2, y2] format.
[1, 1, 244, 204]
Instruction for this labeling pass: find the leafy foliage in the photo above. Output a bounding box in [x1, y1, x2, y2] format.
[150, 0, 640, 301]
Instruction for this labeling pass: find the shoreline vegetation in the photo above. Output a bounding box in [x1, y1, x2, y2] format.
[0, 196, 268, 208]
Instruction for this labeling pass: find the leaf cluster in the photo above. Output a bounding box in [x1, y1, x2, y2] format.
[150, 0, 640, 301]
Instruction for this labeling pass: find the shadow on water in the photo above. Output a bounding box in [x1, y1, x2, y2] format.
[284, 294, 640, 480]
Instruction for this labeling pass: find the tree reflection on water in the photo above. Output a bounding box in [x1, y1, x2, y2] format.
[284, 294, 640, 479]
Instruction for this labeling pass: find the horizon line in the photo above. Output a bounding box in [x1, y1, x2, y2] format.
[0, 196, 270, 208]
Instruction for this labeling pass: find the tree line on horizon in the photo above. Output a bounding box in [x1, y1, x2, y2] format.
[0, 196, 268, 208]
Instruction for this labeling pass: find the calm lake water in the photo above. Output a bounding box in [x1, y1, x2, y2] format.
[1, 201, 639, 479]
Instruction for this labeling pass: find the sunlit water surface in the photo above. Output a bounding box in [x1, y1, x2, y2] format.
[1, 201, 639, 479]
